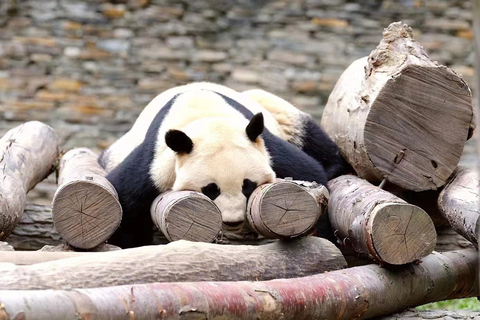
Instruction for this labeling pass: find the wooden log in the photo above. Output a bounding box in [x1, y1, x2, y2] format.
[246, 180, 326, 239]
[437, 167, 480, 248]
[0, 249, 475, 320]
[6, 204, 61, 250]
[328, 175, 436, 265]
[0, 236, 346, 290]
[321, 22, 474, 192]
[0, 121, 58, 240]
[52, 148, 122, 249]
[150, 191, 222, 242]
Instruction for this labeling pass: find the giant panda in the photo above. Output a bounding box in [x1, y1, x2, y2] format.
[99, 82, 350, 248]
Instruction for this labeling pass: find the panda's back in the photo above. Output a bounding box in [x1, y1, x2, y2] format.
[99, 83, 284, 172]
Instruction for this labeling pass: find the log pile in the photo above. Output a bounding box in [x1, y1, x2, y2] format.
[0, 21, 479, 320]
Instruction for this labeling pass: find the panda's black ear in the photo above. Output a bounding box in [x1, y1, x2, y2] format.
[246, 112, 264, 142]
[165, 129, 193, 154]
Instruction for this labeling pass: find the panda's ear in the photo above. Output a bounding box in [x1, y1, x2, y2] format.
[165, 129, 193, 154]
[246, 112, 264, 142]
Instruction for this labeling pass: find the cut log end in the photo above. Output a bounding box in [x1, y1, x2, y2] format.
[369, 203, 436, 265]
[52, 180, 122, 249]
[247, 181, 320, 238]
[364, 65, 472, 191]
[151, 191, 222, 243]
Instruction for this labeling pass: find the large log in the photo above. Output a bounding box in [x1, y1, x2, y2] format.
[0, 236, 346, 290]
[52, 148, 122, 249]
[328, 175, 436, 265]
[321, 22, 474, 192]
[0, 249, 476, 320]
[6, 204, 61, 250]
[438, 167, 479, 248]
[0, 121, 58, 240]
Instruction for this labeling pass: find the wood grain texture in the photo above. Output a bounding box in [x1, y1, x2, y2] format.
[322, 22, 474, 191]
[438, 167, 479, 248]
[151, 191, 222, 242]
[6, 203, 61, 250]
[246, 181, 321, 238]
[0, 237, 347, 290]
[328, 175, 436, 265]
[0, 121, 58, 240]
[52, 148, 122, 249]
[0, 249, 475, 320]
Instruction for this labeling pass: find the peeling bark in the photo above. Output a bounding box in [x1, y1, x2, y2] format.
[0, 249, 475, 320]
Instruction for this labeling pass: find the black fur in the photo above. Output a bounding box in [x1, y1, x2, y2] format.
[105, 94, 180, 248]
[201, 183, 221, 201]
[242, 179, 258, 198]
[245, 113, 264, 142]
[165, 129, 193, 154]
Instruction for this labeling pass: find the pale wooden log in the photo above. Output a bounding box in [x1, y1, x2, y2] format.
[6, 203, 62, 250]
[150, 191, 222, 242]
[321, 22, 474, 192]
[0, 249, 475, 320]
[52, 148, 122, 249]
[438, 167, 480, 248]
[0, 236, 346, 290]
[0, 121, 58, 240]
[435, 227, 475, 252]
[246, 180, 326, 239]
[39, 243, 121, 252]
[328, 175, 436, 265]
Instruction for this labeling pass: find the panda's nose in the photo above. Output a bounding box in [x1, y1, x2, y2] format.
[223, 221, 243, 227]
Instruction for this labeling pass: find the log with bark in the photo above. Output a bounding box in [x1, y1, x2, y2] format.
[437, 167, 479, 248]
[321, 22, 474, 192]
[246, 180, 328, 239]
[6, 204, 61, 250]
[0, 249, 475, 320]
[52, 148, 122, 249]
[0, 121, 58, 240]
[328, 175, 437, 265]
[151, 191, 222, 242]
[0, 236, 346, 289]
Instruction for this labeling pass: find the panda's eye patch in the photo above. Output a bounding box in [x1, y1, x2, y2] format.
[201, 183, 220, 201]
[242, 179, 258, 198]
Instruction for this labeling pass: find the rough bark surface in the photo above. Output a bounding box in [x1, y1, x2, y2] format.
[321, 22, 473, 192]
[151, 191, 222, 242]
[6, 204, 61, 250]
[52, 148, 122, 249]
[377, 309, 480, 320]
[438, 167, 479, 248]
[0, 249, 475, 320]
[0, 121, 58, 240]
[328, 175, 436, 265]
[0, 236, 346, 290]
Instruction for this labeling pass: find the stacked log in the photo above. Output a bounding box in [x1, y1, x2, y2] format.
[321, 22, 474, 192]
[52, 148, 122, 249]
[328, 175, 436, 265]
[0, 121, 58, 240]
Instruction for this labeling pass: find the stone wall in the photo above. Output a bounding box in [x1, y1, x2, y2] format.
[0, 0, 474, 154]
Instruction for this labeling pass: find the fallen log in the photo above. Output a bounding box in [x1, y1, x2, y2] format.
[0, 236, 346, 289]
[0, 121, 58, 240]
[437, 167, 479, 248]
[6, 203, 61, 250]
[0, 249, 475, 320]
[246, 180, 326, 239]
[52, 148, 122, 249]
[150, 191, 222, 242]
[321, 22, 474, 192]
[328, 175, 436, 265]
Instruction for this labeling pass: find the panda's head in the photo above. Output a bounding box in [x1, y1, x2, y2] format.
[165, 113, 276, 227]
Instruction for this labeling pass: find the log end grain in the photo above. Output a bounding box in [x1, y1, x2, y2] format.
[364, 65, 473, 191]
[52, 179, 122, 249]
[151, 191, 222, 243]
[368, 203, 436, 265]
[247, 181, 321, 238]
